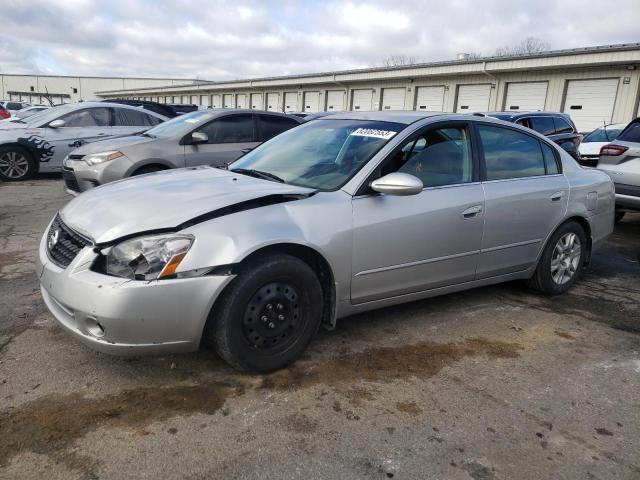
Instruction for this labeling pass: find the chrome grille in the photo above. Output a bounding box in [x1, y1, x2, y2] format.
[46, 215, 92, 268]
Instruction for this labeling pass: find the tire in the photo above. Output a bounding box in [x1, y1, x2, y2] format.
[614, 211, 626, 224]
[132, 165, 164, 176]
[205, 253, 323, 373]
[528, 221, 587, 295]
[0, 145, 36, 181]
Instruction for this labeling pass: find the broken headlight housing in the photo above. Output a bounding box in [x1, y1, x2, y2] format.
[105, 234, 194, 280]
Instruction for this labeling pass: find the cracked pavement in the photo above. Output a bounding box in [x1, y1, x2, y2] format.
[0, 176, 639, 480]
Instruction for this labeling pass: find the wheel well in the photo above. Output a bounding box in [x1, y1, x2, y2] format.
[0, 143, 38, 171]
[563, 216, 593, 264]
[238, 243, 337, 329]
[132, 163, 169, 175]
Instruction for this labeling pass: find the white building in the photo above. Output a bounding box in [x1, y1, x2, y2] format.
[97, 43, 640, 132]
[0, 74, 198, 105]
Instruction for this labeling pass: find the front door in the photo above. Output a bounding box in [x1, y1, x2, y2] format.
[475, 123, 569, 278]
[184, 113, 260, 168]
[351, 122, 485, 304]
[44, 107, 112, 169]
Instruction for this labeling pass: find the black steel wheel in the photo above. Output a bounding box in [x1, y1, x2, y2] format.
[205, 253, 322, 373]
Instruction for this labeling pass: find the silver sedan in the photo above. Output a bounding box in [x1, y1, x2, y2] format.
[38, 112, 615, 372]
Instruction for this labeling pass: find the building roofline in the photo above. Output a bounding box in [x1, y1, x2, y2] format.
[96, 42, 640, 95]
[0, 73, 199, 81]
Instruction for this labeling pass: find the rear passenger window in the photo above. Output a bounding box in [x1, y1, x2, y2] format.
[540, 142, 560, 174]
[59, 108, 110, 127]
[113, 108, 162, 126]
[200, 114, 254, 143]
[530, 117, 555, 136]
[258, 115, 299, 141]
[553, 117, 574, 134]
[478, 125, 546, 180]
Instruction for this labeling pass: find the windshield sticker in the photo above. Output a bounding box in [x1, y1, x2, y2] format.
[350, 128, 397, 140]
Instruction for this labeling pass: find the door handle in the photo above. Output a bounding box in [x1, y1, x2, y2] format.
[462, 205, 483, 218]
[550, 191, 564, 202]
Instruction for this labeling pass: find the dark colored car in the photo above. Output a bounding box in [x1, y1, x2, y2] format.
[477, 112, 581, 161]
[102, 99, 178, 118]
[165, 103, 199, 115]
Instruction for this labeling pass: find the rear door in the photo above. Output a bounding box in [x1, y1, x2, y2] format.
[43, 107, 112, 168]
[475, 123, 569, 278]
[184, 113, 258, 167]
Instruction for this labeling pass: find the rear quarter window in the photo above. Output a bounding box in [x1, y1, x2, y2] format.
[617, 122, 640, 143]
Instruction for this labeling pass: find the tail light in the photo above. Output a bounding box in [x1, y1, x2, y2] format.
[0, 110, 9, 119]
[600, 145, 628, 156]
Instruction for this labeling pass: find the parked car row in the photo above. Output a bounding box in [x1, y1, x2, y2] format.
[37, 110, 615, 373]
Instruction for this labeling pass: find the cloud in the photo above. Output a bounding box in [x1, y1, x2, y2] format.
[0, 0, 638, 80]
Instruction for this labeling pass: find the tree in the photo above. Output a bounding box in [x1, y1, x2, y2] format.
[495, 37, 550, 57]
[382, 54, 417, 67]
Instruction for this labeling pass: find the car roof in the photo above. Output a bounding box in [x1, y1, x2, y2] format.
[322, 111, 445, 125]
[478, 111, 570, 120]
[61, 101, 170, 118]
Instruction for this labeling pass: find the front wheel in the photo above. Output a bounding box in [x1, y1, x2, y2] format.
[0, 146, 36, 181]
[205, 253, 323, 373]
[528, 221, 587, 295]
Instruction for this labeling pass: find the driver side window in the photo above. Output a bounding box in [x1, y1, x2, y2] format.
[382, 125, 473, 188]
[58, 108, 110, 127]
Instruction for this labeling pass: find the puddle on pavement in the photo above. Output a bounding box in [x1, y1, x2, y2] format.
[0, 382, 240, 468]
[0, 337, 521, 468]
[261, 337, 521, 390]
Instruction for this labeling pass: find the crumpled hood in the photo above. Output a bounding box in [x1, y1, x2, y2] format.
[60, 166, 315, 244]
[71, 135, 155, 156]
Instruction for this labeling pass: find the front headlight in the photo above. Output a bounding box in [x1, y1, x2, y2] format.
[105, 234, 194, 280]
[84, 151, 124, 166]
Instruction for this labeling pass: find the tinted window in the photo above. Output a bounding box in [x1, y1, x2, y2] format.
[59, 108, 110, 127]
[479, 125, 545, 180]
[541, 142, 560, 174]
[553, 117, 574, 134]
[200, 114, 254, 143]
[617, 121, 640, 143]
[389, 126, 473, 187]
[258, 115, 299, 141]
[7, 102, 24, 110]
[113, 108, 162, 127]
[529, 117, 555, 136]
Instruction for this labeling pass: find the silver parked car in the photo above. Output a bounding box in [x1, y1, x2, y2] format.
[61, 109, 303, 194]
[38, 112, 614, 372]
[0, 102, 168, 181]
[597, 118, 640, 222]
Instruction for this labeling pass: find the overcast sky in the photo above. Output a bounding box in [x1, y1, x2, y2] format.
[1, 0, 639, 81]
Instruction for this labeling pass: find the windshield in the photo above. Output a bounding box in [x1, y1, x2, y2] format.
[143, 110, 211, 138]
[23, 103, 77, 126]
[583, 126, 623, 143]
[230, 119, 404, 190]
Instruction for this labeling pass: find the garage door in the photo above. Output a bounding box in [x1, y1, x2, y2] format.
[211, 94, 221, 108]
[236, 94, 247, 109]
[504, 82, 548, 111]
[200, 95, 210, 107]
[284, 92, 298, 112]
[456, 84, 491, 112]
[563, 78, 619, 132]
[326, 90, 345, 111]
[381, 88, 406, 110]
[190, 95, 198, 105]
[266, 93, 279, 111]
[415, 86, 445, 111]
[223, 94, 233, 108]
[352, 89, 373, 111]
[250, 93, 263, 110]
[303, 91, 320, 112]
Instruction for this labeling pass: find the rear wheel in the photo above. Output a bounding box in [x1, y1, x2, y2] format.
[528, 221, 587, 295]
[0, 146, 36, 181]
[205, 253, 323, 373]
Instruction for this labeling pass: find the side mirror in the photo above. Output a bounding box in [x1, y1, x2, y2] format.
[49, 119, 66, 128]
[370, 172, 423, 196]
[190, 131, 208, 144]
